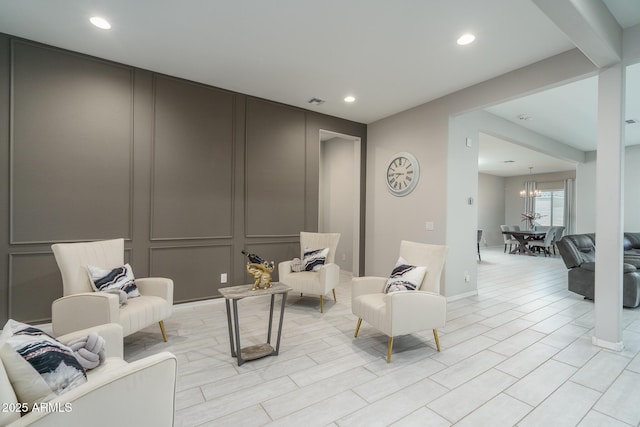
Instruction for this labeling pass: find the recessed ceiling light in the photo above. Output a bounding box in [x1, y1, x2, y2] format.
[456, 33, 475, 45]
[344, 96, 356, 103]
[90, 16, 111, 30]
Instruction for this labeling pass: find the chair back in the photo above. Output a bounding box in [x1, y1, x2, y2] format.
[543, 227, 556, 246]
[300, 232, 341, 264]
[500, 225, 511, 243]
[477, 230, 483, 243]
[52, 238, 125, 296]
[553, 226, 566, 244]
[398, 240, 448, 294]
[512, 225, 521, 231]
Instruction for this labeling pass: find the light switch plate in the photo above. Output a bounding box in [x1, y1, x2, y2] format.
[220, 273, 227, 284]
[425, 221, 434, 231]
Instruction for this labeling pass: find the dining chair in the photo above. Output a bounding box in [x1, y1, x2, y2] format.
[551, 226, 566, 255]
[477, 230, 483, 262]
[529, 227, 557, 256]
[500, 225, 517, 253]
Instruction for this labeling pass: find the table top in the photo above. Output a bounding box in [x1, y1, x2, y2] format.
[502, 230, 547, 237]
[218, 283, 292, 299]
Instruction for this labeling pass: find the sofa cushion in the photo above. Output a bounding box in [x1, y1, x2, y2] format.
[303, 248, 329, 272]
[384, 257, 427, 293]
[88, 263, 140, 299]
[0, 320, 87, 409]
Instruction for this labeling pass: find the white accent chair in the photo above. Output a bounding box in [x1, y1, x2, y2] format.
[352, 241, 448, 362]
[278, 232, 341, 313]
[0, 323, 177, 427]
[51, 239, 173, 341]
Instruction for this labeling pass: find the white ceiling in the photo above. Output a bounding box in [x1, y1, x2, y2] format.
[0, 1, 639, 177]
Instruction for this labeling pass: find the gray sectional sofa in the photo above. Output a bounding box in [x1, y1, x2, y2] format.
[556, 232, 640, 308]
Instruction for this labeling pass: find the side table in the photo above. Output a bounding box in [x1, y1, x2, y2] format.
[218, 283, 291, 366]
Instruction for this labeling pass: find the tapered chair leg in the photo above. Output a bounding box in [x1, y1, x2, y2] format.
[433, 329, 441, 352]
[319, 295, 323, 313]
[159, 320, 168, 342]
[387, 337, 394, 363]
[332, 289, 337, 301]
[354, 318, 362, 337]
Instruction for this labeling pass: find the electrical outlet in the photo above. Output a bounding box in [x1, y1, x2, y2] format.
[464, 272, 470, 283]
[220, 273, 227, 284]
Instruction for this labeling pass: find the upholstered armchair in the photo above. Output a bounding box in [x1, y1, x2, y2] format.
[51, 239, 173, 341]
[352, 241, 448, 362]
[1, 323, 177, 427]
[278, 232, 341, 313]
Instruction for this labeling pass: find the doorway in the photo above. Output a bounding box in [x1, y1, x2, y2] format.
[318, 130, 361, 276]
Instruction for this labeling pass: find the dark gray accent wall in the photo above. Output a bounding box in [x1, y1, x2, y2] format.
[0, 34, 367, 325]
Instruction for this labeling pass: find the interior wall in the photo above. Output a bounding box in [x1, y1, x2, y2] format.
[320, 137, 355, 272]
[576, 145, 640, 233]
[478, 173, 506, 246]
[367, 49, 596, 297]
[0, 35, 366, 324]
[504, 170, 576, 227]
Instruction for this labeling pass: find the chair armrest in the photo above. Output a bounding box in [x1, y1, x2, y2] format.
[56, 323, 124, 359]
[13, 352, 177, 427]
[352, 276, 387, 300]
[278, 260, 293, 283]
[388, 291, 446, 335]
[51, 293, 120, 337]
[581, 262, 596, 272]
[319, 263, 340, 289]
[135, 277, 174, 304]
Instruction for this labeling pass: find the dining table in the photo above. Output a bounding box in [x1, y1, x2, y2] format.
[502, 230, 547, 256]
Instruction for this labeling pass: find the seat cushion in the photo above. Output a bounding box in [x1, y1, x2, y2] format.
[118, 296, 171, 336]
[283, 271, 323, 295]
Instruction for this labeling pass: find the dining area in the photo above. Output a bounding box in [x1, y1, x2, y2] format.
[500, 225, 565, 257]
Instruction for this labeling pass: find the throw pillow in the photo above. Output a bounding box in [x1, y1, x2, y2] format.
[384, 257, 427, 293]
[303, 247, 329, 272]
[66, 332, 106, 370]
[0, 320, 87, 409]
[87, 263, 140, 299]
[290, 258, 304, 272]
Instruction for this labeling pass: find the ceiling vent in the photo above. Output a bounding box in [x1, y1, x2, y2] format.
[503, 160, 515, 163]
[308, 98, 325, 106]
[626, 119, 639, 125]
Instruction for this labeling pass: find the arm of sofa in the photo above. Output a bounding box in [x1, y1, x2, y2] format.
[135, 277, 174, 304]
[51, 293, 120, 337]
[12, 352, 177, 427]
[56, 323, 124, 359]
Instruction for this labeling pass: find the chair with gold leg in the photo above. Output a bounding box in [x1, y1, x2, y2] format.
[352, 240, 448, 362]
[278, 232, 341, 313]
[51, 238, 173, 341]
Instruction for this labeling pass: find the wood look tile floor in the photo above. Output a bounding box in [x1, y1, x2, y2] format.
[125, 247, 640, 426]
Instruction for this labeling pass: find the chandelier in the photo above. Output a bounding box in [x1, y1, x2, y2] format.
[519, 167, 541, 198]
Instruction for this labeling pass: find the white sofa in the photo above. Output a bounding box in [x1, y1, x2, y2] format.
[51, 238, 173, 340]
[0, 323, 177, 427]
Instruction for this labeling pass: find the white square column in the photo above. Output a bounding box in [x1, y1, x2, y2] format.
[593, 63, 625, 351]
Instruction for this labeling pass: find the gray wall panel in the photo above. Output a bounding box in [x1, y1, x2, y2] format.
[0, 35, 367, 325]
[246, 99, 305, 237]
[150, 244, 232, 301]
[9, 252, 61, 323]
[10, 41, 133, 243]
[152, 76, 234, 240]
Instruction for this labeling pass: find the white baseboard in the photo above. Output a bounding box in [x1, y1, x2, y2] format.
[592, 335, 624, 351]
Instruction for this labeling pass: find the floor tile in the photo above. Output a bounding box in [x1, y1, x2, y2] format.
[495, 342, 559, 378]
[505, 359, 577, 406]
[454, 393, 532, 427]
[593, 370, 640, 426]
[570, 350, 630, 392]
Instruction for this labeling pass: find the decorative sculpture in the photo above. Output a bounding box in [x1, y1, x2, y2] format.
[246, 261, 275, 290]
[242, 250, 275, 290]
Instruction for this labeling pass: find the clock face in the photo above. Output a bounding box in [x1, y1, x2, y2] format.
[386, 152, 420, 196]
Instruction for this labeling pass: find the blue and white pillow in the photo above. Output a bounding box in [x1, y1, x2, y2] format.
[384, 257, 427, 293]
[303, 247, 329, 271]
[87, 263, 140, 299]
[0, 320, 87, 409]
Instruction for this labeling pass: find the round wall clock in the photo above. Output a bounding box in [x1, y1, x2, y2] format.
[386, 152, 420, 196]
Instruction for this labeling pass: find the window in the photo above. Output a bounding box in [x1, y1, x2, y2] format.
[536, 190, 564, 226]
